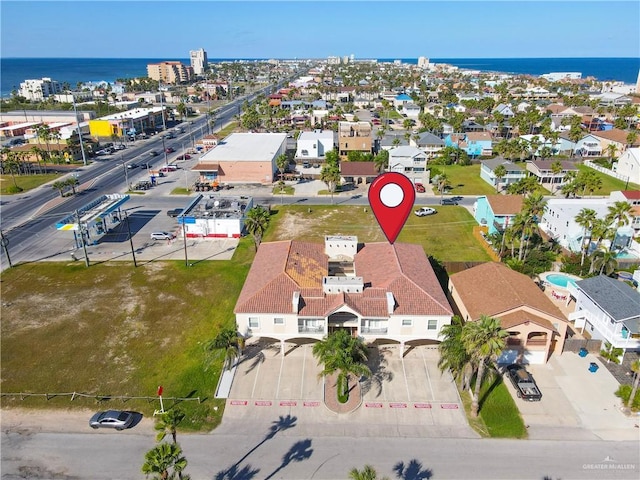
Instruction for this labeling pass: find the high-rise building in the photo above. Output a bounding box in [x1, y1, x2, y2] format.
[418, 57, 430, 69]
[18, 77, 62, 101]
[190, 48, 208, 75]
[147, 62, 194, 84]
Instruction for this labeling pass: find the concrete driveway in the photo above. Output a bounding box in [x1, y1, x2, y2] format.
[504, 352, 640, 441]
[220, 341, 476, 439]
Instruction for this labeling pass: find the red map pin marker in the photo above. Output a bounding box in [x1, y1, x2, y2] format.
[368, 172, 416, 244]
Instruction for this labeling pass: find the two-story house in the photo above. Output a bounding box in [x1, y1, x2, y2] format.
[473, 195, 524, 234]
[526, 159, 579, 191]
[411, 132, 445, 159]
[295, 130, 335, 163]
[338, 121, 372, 160]
[568, 275, 640, 353]
[480, 159, 527, 191]
[614, 148, 640, 186]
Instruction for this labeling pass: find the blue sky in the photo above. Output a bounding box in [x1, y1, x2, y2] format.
[2, 1, 639, 59]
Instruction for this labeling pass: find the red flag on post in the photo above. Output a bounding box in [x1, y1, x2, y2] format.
[157, 385, 163, 396]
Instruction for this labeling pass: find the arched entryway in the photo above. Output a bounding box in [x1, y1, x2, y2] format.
[328, 311, 359, 337]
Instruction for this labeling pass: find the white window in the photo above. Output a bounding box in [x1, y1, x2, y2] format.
[402, 319, 412, 327]
[249, 317, 259, 328]
[274, 317, 284, 325]
[427, 319, 438, 330]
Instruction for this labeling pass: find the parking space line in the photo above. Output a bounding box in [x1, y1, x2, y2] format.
[250, 358, 262, 398]
[421, 347, 436, 401]
[300, 345, 306, 399]
[401, 355, 411, 402]
[275, 350, 285, 399]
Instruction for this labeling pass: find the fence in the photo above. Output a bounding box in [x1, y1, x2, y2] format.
[563, 338, 602, 354]
[584, 160, 629, 182]
[0, 391, 201, 404]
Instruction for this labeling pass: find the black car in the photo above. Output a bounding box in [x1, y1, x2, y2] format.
[126, 163, 139, 169]
[506, 364, 542, 401]
[149, 150, 159, 157]
[440, 198, 459, 205]
[167, 208, 183, 217]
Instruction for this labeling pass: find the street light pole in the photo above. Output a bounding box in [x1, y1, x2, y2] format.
[159, 90, 167, 131]
[122, 154, 129, 190]
[161, 135, 168, 166]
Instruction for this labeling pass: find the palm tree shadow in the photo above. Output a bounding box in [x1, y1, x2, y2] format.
[361, 346, 394, 397]
[478, 369, 500, 411]
[393, 459, 433, 480]
[214, 415, 298, 479]
[264, 439, 313, 480]
[213, 464, 260, 480]
[236, 345, 265, 374]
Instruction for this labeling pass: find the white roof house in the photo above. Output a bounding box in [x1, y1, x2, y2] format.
[295, 130, 335, 160]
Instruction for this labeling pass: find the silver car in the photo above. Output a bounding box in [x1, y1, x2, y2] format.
[89, 410, 134, 430]
[150, 231, 175, 240]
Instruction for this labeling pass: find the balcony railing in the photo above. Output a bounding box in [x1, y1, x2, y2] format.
[298, 326, 324, 334]
[361, 327, 388, 334]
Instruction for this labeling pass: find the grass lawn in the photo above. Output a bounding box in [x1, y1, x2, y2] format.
[0, 240, 256, 431]
[264, 205, 492, 263]
[435, 164, 497, 196]
[170, 187, 192, 195]
[578, 164, 640, 194]
[460, 374, 527, 439]
[1, 173, 61, 194]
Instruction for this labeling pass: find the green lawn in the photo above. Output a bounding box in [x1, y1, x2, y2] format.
[264, 205, 492, 263]
[1, 173, 61, 194]
[436, 164, 497, 196]
[578, 164, 640, 194]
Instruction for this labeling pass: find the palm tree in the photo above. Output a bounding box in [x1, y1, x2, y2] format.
[65, 177, 79, 195]
[438, 316, 472, 391]
[373, 149, 389, 173]
[493, 164, 506, 193]
[204, 327, 244, 370]
[320, 161, 341, 204]
[627, 359, 640, 409]
[275, 153, 288, 183]
[550, 160, 563, 194]
[436, 172, 450, 200]
[574, 208, 598, 266]
[154, 408, 185, 444]
[312, 330, 371, 403]
[590, 248, 618, 276]
[348, 465, 389, 480]
[461, 315, 508, 417]
[606, 143, 618, 163]
[141, 442, 188, 480]
[244, 205, 270, 252]
[52, 180, 67, 197]
[606, 201, 633, 229]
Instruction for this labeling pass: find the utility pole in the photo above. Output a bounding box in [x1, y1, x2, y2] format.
[71, 92, 87, 166]
[0, 230, 12, 268]
[159, 89, 167, 131]
[122, 153, 129, 189]
[123, 210, 137, 267]
[75, 210, 90, 267]
[161, 135, 168, 166]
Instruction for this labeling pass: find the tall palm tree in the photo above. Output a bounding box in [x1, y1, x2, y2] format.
[154, 408, 185, 444]
[348, 465, 389, 480]
[438, 316, 471, 390]
[204, 327, 244, 371]
[511, 212, 533, 261]
[52, 180, 67, 197]
[606, 201, 633, 229]
[275, 153, 288, 184]
[574, 208, 598, 266]
[374, 149, 389, 173]
[493, 164, 506, 193]
[628, 359, 640, 409]
[244, 205, 270, 252]
[320, 161, 341, 204]
[590, 248, 618, 276]
[550, 160, 563, 194]
[312, 330, 371, 403]
[65, 177, 79, 195]
[141, 442, 188, 480]
[436, 172, 450, 200]
[461, 315, 508, 417]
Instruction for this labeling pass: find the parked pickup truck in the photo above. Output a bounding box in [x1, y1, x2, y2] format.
[506, 364, 542, 401]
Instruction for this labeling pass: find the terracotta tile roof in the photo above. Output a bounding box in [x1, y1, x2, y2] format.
[622, 190, 640, 200]
[449, 262, 565, 323]
[499, 310, 556, 332]
[592, 128, 639, 146]
[466, 132, 492, 141]
[485, 195, 524, 215]
[234, 241, 452, 317]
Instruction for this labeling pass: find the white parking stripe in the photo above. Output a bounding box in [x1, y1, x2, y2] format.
[401, 353, 411, 402]
[250, 357, 261, 398]
[300, 345, 306, 399]
[421, 347, 436, 401]
[275, 349, 285, 397]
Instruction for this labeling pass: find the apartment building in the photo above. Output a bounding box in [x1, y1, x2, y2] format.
[190, 48, 208, 75]
[18, 78, 62, 101]
[147, 61, 194, 84]
[337, 121, 372, 160]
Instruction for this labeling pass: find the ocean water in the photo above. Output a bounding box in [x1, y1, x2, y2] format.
[1, 57, 638, 98]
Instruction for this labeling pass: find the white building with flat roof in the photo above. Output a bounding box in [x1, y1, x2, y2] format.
[190, 48, 208, 75]
[18, 77, 62, 101]
[295, 130, 335, 161]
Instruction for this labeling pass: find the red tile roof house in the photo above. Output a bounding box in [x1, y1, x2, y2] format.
[234, 236, 453, 355]
[448, 262, 569, 364]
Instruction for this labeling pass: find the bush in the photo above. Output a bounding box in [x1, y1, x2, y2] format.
[615, 384, 640, 410]
[5, 185, 23, 194]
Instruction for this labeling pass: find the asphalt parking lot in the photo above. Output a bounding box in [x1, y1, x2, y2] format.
[219, 341, 477, 439]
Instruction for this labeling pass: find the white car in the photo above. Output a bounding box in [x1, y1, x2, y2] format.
[150, 232, 175, 240]
[414, 207, 437, 217]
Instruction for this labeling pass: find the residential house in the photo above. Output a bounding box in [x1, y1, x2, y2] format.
[609, 190, 640, 238]
[234, 236, 454, 355]
[295, 130, 335, 162]
[338, 121, 373, 160]
[448, 262, 569, 364]
[519, 134, 562, 156]
[402, 103, 421, 119]
[568, 275, 640, 352]
[592, 92, 633, 108]
[379, 132, 410, 151]
[526, 159, 578, 190]
[340, 161, 378, 186]
[473, 195, 524, 234]
[394, 93, 414, 109]
[614, 148, 640, 186]
[192, 132, 286, 184]
[591, 128, 640, 157]
[411, 132, 445, 159]
[388, 146, 428, 185]
[480, 159, 526, 191]
[464, 131, 493, 157]
[494, 103, 515, 118]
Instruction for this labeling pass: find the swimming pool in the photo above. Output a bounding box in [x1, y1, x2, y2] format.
[539, 272, 581, 290]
